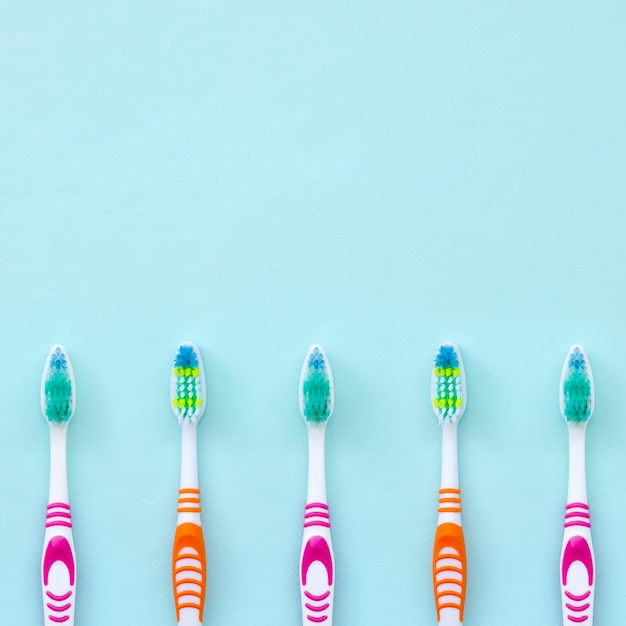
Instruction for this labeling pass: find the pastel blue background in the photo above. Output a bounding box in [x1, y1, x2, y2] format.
[1, 3, 625, 625]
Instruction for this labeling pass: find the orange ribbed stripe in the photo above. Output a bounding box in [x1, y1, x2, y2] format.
[435, 565, 464, 576]
[176, 578, 202, 587]
[175, 565, 203, 576]
[438, 507, 462, 513]
[177, 590, 203, 600]
[439, 488, 461, 494]
[438, 590, 463, 600]
[179, 488, 201, 494]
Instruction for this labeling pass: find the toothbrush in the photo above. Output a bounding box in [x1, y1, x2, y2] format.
[431, 342, 467, 626]
[170, 343, 207, 626]
[559, 345, 595, 626]
[40, 345, 77, 626]
[298, 345, 335, 626]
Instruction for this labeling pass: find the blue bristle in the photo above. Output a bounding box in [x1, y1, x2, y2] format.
[175, 345, 199, 369]
[50, 348, 67, 371]
[308, 347, 326, 371]
[434, 344, 459, 369]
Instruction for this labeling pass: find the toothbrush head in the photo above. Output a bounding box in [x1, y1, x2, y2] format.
[431, 342, 466, 424]
[171, 342, 206, 424]
[41, 345, 75, 425]
[560, 344, 594, 424]
[299, 344, 334, 424]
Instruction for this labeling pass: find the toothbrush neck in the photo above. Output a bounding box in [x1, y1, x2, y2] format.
[180, 421, 199, 489]
[567, 425, 588, 503]
[440, 421, 459, 489]
[48, 425, 69, 504]
[307, 425, 327, 503]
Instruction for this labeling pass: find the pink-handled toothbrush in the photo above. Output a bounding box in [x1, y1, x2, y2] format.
[559, 345, 595, 626]
[298, 345, 335, 626]
[40, 345, 77, 626]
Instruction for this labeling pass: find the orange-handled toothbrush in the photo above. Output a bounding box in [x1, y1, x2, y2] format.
[431, 342, 467, 626]
[170, 343, 207, 626]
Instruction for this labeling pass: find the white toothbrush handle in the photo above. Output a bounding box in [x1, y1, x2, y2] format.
[301, 425, 334, 625]
[433, 422, 466, 626]
[173, 422, 206, 626]
[561, 428, 594, 625]
[42, 426, 76, 626]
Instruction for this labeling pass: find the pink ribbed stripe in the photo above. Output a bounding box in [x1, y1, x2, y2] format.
[565, 591, 591, 601]
[45, 521, 73, 528]
[566, 502, 589, 510]
[306, 616, 328, 623]
[303, 521, 331, 528]
[564, 521, 591, 528]
[48, 503, 70, 510]
[305, 591, 330, 601]
[47, 591, 72, 602]
[566, 602, 590, 612]
[565, 511, 590, 519]
[305, 502, 328, 510]
[567, 615, 588, 623]
[47, 602, 72, 612]
[305, 511, 330, 519]
[306, 602, 330, 612]
[48, 616, 69, 623]
[47, 511, 72, 519]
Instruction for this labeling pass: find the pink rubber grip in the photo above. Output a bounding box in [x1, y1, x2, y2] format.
[43, 503, 76, 625]
[561, 503, 593, 624]
[301, 503, 334, 624]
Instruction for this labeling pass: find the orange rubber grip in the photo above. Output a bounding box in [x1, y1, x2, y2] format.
[432, 522, 466, 622]
[172, 522, 206, 622]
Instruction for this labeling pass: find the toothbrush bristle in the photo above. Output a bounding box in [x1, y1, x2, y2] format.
[171, 343, 205, 424]
[431, 342, 466, 424]
[41, 345, 75, 423]
[299, 345, 334, 423]
[560, 345, 594, 423]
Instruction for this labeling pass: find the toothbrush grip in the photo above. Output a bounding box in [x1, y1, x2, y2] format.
[300, 502, 334, 625]
[433, 523, 466, 624]
[42, 502, 76, 625]
[172, 489, 206, 626]
[433, 488, 466, 625]
[433, 485, 466, 626]
[560, 502, 594, 625]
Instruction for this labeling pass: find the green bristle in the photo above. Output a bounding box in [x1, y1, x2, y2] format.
[302, 371, 332, 422]
[45, 371, 73, 422]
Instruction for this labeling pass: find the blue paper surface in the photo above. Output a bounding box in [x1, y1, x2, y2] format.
[1, 3, 626, 624]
